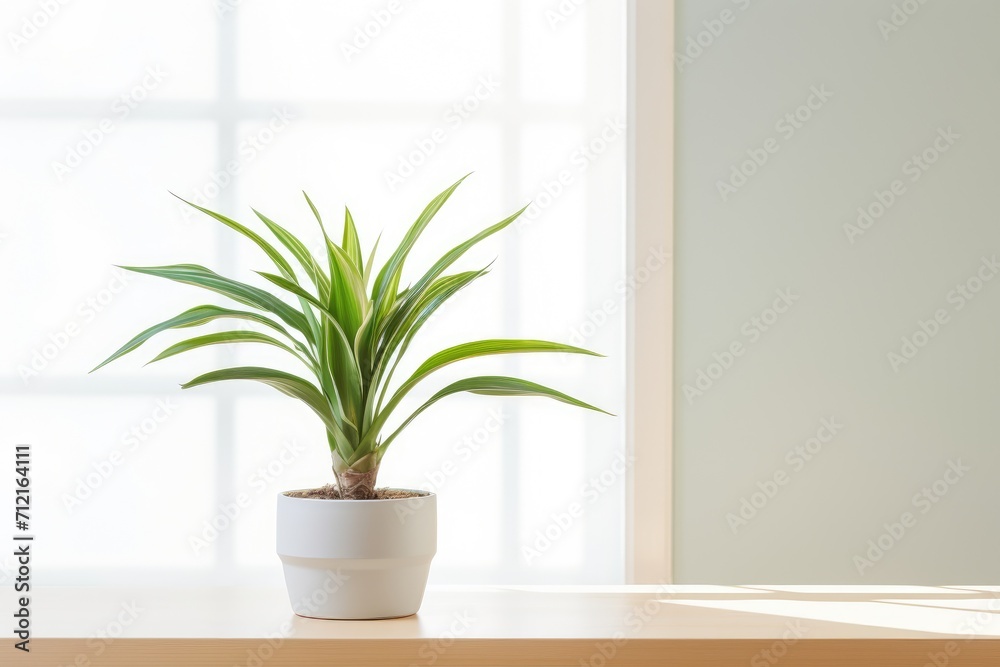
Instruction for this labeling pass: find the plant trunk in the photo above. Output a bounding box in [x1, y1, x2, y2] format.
[332, 450, 380, 500]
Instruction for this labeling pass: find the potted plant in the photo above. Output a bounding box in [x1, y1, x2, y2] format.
[93, 175, 607, 619]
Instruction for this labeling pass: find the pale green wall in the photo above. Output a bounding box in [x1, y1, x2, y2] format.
[674, 0, 1000, 582]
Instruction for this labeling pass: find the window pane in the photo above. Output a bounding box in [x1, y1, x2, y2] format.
[519, 0, 589, 104]
[1, 396, 215, 580]
[0, 120, 218, 382]
[2, 1, 627, 587]
[1, 0, 217, 99]
[237, 0, 505, 103]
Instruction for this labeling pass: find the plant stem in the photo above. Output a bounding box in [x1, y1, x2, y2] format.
[332, 450, 379, 500]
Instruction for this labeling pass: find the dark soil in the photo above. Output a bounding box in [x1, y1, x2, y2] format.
[284, 485, 428, 500]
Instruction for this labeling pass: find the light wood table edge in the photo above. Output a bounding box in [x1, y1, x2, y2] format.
[5, 638, 1000, 666]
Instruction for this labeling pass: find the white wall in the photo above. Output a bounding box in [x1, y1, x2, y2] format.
[674, 0, 1000, 583]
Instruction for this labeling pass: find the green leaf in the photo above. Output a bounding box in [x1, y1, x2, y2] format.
[303, 195, 367, 342]
[376, 204, 527, 352]
[317, 306, 363, 439]
[252, 208, 331, 301]
[325, 240, 367, 340]
[375, 266, 490, 369]
[410, 339, 601, 386]
[446, 376, 609, 411]
[148, 330, 308, 367]
[372, 270, 401, 339]
[370, 174, 470, 328]
[182, 367, 354, 460]
[91, 304, 303, 373]
[367, 267, 489, 425]
[342, 207, 363, 272]
[376, 375, 610, 455]
[256, 271, 327, 312]
[172, 195, 295, 280]
[370, 339, 601, 450]
[362, 234, 380, 289]
[302, 190, 324, 227]
[256, 270, 362, 435]
[118, 264, 314, 345]
[354, 306, 376, 387]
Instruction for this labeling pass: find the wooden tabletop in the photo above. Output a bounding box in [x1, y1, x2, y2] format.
[4, 585, 1000, 665]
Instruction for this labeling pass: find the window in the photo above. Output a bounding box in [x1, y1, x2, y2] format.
[0, 0, 627, 586]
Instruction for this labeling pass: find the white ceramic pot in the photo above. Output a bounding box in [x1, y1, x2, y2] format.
[276, 490, 436, 619]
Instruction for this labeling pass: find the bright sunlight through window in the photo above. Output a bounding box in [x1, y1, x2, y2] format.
[0, 0, 626, 586]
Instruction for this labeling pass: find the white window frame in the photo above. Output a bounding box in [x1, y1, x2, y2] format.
[625, 0, 674, 584]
